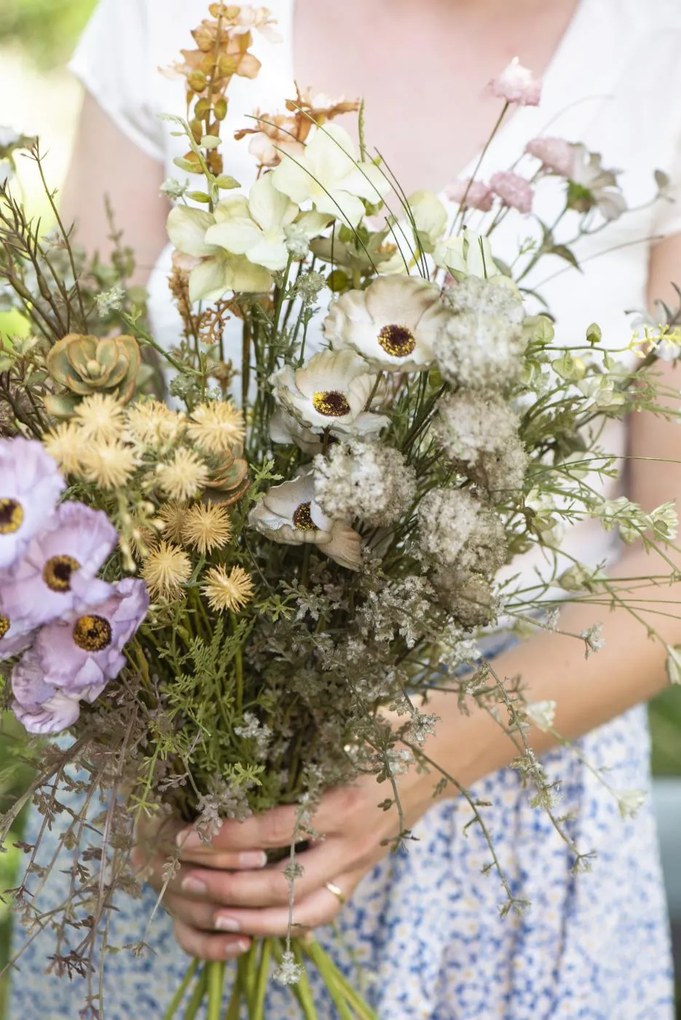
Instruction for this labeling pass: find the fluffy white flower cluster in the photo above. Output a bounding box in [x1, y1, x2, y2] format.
[434, 390, 528, 494]
[417, 488, 506, 627]
[434, 276, 527, 390]
[313, 439, 416, 527]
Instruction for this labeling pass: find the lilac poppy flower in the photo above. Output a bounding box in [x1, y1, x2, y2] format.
[11, 652, 82, 735]
[35, 577, 149, 696]
[3, 501, 117, 627]
[0, 438, 65, 570]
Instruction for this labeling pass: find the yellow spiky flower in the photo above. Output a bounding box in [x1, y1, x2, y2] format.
[158, 501, 188, 545]
[182, 502, 233, 555]
[156, 447, 210, 501]
[142, 541, 192, 599]
[126, 399, 186, 448]
[187, 400, 245, 454]
[201, 564, 254, 612]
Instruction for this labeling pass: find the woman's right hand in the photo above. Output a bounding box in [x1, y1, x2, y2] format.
[131, 813, 265, 961]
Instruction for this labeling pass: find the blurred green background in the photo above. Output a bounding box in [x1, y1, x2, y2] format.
[0, 0, 680, 1015]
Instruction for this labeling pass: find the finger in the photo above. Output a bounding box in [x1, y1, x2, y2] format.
[178, 839, 354, 909]
[172, 918, 251, 962]
[211, 872, 360, 939]
[177, 805, 302, 854]
[139, 849, 268, 900]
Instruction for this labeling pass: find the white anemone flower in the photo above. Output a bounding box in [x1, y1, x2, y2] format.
[248, 470, 362, 570]
[567, 144, 627, 221]
[323, 275, 449, 372]
[203, 174, 327, 271]
[271, 123, 390, 228]
[166, 199, 271, 301]
[434, 228, 500, 280]
[271, 349, 388, 436]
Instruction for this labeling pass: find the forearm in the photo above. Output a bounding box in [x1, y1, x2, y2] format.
[424, 544, 681, 794]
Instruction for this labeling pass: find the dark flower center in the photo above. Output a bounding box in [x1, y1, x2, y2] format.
[377, 323, 416, 358]
[292, 502, 317, 531]
[0, 615, 10, 640]
[43, 555, 80, 593]
[0, 498, 24, 535]
[73, 614, 112, 652]
[312, 390, 351, 417]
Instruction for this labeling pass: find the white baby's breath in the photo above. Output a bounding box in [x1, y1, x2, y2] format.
[313, 439, 416, 526]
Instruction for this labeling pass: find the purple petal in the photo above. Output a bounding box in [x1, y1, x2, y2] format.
[12, 691, 80, 735]
[11, 652, 54, 707]
[0, 438, 65, 570]
[3, 502, 118, 627]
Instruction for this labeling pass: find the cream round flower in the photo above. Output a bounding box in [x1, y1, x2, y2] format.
[271, 349, 388, 436]
[323, 275, 449, 372]
[79, 441, 139, 490]
[157, 501, 187, 545]
[126, 400, 186, 449]
[182, 502, 233, 555]
[43, 422, 87, 476]
[187, 401, 245, 454]
[248, 470, 362, 570]
[142, 541, 192, 599]
[156, 448, 210, 501]
[72, 393, 125, 441]
[201, 565, 254, 613]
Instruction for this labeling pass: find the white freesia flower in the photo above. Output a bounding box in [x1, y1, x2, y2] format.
[568, 145, 627, 221]
[616, 788, 646, 819]
[380, 190, 448, 274]
[434, 228, 500, 279]
[323, 275, 449, 372]
[271, 349, 388, 436]
[167, 200, 271, 301]
[248, 470, 362, 570]
[271, 123, 390, 228]
[203, 174, 328, 271]
[525, 700, 557, 732]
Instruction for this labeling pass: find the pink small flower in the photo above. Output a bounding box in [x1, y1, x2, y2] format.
[490, 171, 534, 214]
[525, 137, 575, 177]
[489, 58, 542, 107]
[445, 179, 494, 212]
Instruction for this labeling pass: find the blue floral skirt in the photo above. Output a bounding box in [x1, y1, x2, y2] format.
[9, 705, 674, 1019]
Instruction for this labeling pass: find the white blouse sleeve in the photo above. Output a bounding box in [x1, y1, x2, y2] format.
[69, 0, 165, 163]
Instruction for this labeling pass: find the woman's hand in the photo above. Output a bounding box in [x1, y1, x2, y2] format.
[134, 758, 439, 960]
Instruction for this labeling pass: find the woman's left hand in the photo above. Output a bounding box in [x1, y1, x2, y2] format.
[163, 759, 438, 947]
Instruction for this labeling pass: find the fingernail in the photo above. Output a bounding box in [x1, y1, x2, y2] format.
[181, 876, 208, 896]
[215, 915, 241, 932]
[176, 829, 204, 850]
[225, 939, 250, 957]
[238, 850, 267, 869]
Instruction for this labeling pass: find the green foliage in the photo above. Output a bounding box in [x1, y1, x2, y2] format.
[0, 0, 96, 69]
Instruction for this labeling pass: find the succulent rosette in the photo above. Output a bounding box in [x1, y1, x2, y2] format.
[248, 470, 362, 570]
[3, 502, 118, 628]
[323, 275, 450, 372]
[0, 438, 64, 569]
[270, 349, 388, 436]
[11, 653, 82, 735]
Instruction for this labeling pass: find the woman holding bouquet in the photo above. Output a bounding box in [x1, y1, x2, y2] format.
[9, 0, 681, 1016]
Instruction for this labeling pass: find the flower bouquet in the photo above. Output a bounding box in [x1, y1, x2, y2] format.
[1, 4, 680, 1017]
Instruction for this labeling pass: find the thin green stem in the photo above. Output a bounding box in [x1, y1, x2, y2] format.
[183, 964, 208, 1020]
[207, 960, 225, 1020]
[163, 960, 200, 1020]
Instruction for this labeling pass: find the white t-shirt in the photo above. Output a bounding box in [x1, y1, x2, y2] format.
[70, 0, 681, 591]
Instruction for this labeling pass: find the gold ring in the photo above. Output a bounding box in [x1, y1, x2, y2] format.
[325, 881, 347, 905]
